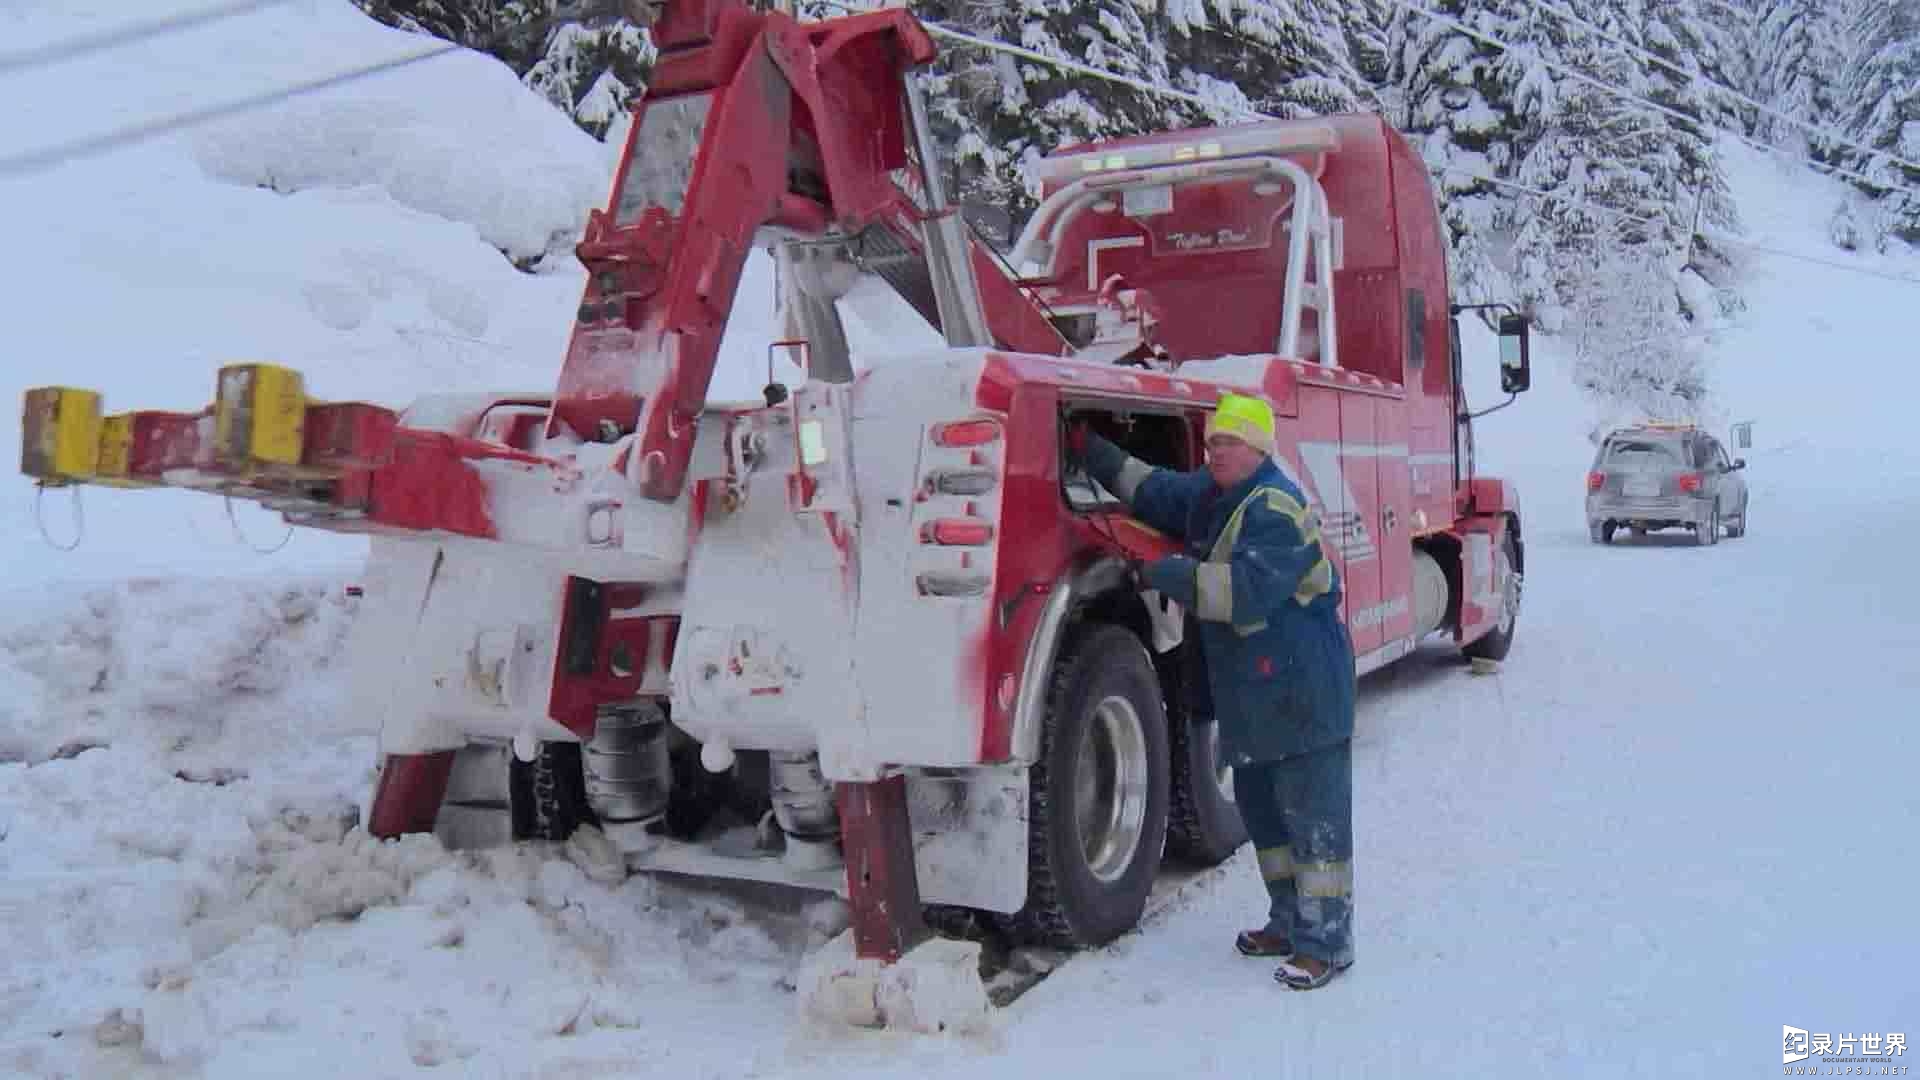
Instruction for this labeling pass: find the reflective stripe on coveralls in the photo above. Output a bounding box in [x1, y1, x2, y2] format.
[1194, 485, 1336, 630]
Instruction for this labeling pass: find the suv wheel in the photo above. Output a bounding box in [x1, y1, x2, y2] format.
[1694, 503, 1721, 547]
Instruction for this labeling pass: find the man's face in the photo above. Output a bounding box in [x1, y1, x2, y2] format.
[1206, 434, 1265, 489]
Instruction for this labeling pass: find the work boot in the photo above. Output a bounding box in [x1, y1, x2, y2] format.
[1273, 953, 1353, 991]
[1234, 929, 1294, 959]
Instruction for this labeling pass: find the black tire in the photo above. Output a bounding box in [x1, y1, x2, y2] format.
[510, 741, 595, 843]
[1463, 531, 1521, 663]
[1167, 715, 1246, 866]
[1000, 622, 1171, 949]
[1695, 503, 1720, 546]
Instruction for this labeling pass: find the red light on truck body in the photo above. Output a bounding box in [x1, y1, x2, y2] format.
[931, 419, 1000, 447]
[921, 518, 995, 546]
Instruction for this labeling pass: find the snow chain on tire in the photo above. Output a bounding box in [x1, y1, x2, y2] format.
[998, 621, 1171, 950]
[513, 742, 593, 844]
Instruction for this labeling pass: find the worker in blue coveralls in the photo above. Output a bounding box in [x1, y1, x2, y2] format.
[1067, 391, 1357, 990]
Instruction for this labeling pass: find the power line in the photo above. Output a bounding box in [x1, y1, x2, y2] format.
[1438, 163, 1920, 287]
[825, 4, 1920, 292]
[1502, 0, 1920, 184]
[0, 0, 298, 77]
[12, 0, 1919, 294]
[1719, 237, 1920, 286]
[1434, 165, 1661, 226]
[0, 43, 464, 179]
[1394, 0, 1920, 207]
[813, 0, 1263, 119]
[0, 0, 633, 179]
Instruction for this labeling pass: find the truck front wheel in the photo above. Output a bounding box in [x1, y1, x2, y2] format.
[1002, 622, 1171, 948]
[1463, 531, 1521, 663]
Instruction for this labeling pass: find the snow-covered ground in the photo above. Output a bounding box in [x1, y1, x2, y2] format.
[4, 3, 1918, 1076]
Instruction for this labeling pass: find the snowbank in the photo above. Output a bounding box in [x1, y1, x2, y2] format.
[0, 744, 849, 1078]
[0, 577, 359, 767]
[0, 572, 860, 1078]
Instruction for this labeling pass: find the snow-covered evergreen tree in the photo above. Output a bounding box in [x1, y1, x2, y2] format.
[1389, 0, 1550, 308]
[1750, 0, 1832, 149]
[1564, 223, 1713, 433]
[1689, 0, 1762, 134]
[912, 0, 1195, 226]
[1630, 0, 1741, 310]
[1392, 0, 1741, 419]
[842, 0, 1383, 234]
[1814, 0, 1920, 248]
[351, 0, 653, 140]
[1158, 0, 1368, 122]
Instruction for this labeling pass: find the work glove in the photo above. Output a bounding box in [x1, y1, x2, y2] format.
[1141, 553, 1197, 599]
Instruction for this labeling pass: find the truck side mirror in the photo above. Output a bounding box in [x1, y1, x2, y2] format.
[1731, 420, 1753, 450]
[1497, 313, 1531, 394]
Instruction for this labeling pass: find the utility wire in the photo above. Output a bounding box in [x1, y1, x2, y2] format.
[1719, 237, 1920, 286]
[1449, 166, 1920, 286]
[818, 3, 1920, 291]
[0, 43, 463, 179]
[1394, 0, 1920, 205]
[0, 0, 632, 179]
[10, 0, 1918, 292]
[0, 0, 299, 77]
[1503, 0, 1920, 183]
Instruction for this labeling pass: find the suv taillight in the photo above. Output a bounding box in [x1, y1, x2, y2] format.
[1587, 471, 1604, 492]
[1678, 473, 1703, 494]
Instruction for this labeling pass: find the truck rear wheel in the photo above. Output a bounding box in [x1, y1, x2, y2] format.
[1001, 622, 1170, 948]
[1167, 715, 1246, 866]
[510, 741, 595, 843]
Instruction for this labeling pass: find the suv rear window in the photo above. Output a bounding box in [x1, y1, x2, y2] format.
[1603, 438, 1683, 464]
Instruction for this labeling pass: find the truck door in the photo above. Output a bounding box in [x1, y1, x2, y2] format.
[1286, 387, 1350, 634]
[1333, 392, 1384, 658]
[1374, 392, 1413, 649]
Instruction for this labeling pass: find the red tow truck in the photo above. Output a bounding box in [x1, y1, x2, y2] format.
[20, 0, 1532, 1026]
